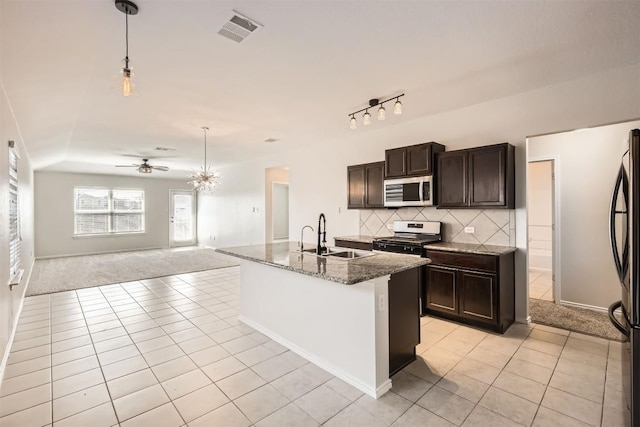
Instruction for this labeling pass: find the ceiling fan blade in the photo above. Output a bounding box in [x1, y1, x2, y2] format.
[115, 164, 140, 168]
[152, 166, 169, 171]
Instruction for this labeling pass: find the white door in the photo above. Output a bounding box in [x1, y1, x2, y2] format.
[170, 190, 196, 247]
[272, 183, 289, 241]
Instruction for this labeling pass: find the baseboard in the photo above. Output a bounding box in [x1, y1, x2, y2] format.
[529, 267, 552, 273]
[0, 258, 35, 391]
[35, 246, 166, 260]
[558, 300, 607, 313]
[239, 315, 391, 398]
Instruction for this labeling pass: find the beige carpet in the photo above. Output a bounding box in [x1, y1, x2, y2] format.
[529, 298, 624, 341]
[26, 247, 239, 296]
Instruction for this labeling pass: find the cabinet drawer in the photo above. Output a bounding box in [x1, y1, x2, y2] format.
[426, 250, 497, 273]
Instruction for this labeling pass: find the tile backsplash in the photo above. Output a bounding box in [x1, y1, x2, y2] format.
[360, 207, 516, 246]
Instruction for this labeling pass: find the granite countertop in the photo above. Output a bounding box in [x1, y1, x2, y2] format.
[216, 242, 428, 285]
[424, 242, 517, 256]
[333, 235, 375, 244]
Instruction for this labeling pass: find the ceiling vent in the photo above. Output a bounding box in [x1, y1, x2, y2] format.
[218, 11, 262, 43]
[155, 147, 176, 152]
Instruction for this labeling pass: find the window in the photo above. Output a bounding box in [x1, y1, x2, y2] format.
[8, 141, 20, 279]
[74, 187, 145, 235]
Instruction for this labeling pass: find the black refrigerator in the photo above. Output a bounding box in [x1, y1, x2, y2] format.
[609, 128, 640, 427]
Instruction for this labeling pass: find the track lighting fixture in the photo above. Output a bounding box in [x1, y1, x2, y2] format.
[348, 94, 404, 129]
[115, 0, 138, 97]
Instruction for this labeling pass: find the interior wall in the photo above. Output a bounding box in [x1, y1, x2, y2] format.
[527, 161, 553, 271]
[264, 167, 290, 243]
[0, 85, 36, 377]
[196, 63, 640, 323]
[528, 120, 640, 309]
[34, 171, 192, 258]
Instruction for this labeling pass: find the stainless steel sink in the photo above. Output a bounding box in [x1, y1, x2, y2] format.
[295, 247, 374, 259]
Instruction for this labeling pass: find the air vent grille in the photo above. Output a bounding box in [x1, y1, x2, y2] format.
[218, 11, 262, 43]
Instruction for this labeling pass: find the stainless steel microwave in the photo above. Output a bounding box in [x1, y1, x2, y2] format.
[383, 176, 433, 207]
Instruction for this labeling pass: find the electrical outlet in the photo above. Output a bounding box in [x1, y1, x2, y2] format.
[464, 226, 475, 234]
[386, 224, 393, 230]
[378, 295, 385, 311]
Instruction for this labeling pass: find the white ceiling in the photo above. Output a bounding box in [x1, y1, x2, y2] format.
[1, 0, 639, 178]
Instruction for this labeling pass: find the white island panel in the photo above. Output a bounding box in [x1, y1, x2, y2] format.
[238, 259, 391, 398]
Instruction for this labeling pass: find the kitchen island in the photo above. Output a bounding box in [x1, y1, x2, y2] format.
[216, 242, 428, 398]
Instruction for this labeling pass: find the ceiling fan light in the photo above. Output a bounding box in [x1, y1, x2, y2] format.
[377, 105, 386, 120]
[363, 111, 371, 126]
[394, 99, 402, 115]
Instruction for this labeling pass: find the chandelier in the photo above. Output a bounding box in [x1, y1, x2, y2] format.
[189, 127, 221, 191]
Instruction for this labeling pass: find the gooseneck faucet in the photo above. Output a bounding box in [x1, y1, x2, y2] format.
[317, 213, 327, 254]
[299, 225, 314, 251]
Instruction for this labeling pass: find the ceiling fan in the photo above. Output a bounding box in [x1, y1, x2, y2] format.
[115, 158, 169, 174]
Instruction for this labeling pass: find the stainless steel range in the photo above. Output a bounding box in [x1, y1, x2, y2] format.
[372, 221, 442, 257]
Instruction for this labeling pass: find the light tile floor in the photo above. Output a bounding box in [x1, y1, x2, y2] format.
[0, 266, 629, 427]
[529, 270, 554, 302]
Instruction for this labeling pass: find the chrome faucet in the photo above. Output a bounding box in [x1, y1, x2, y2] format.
[317, 213, 327, 254]
[299, 225, 314, 251]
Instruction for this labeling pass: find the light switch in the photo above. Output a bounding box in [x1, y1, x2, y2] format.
[464, 226, 475, 234]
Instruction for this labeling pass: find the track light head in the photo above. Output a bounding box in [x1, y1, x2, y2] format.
[350, 115, 357, 130]
[363, 110, 371, 126]
[394, 98, 402, 115]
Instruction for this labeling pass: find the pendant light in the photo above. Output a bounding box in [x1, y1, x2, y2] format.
[189, 127, 221, 191]
[349, 115, 357, 130]
[115, 0, 138, 97]
[377, 104, 386, 120]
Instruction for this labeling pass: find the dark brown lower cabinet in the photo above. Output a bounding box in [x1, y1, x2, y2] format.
[388, 267, 420, 375]
[424, 250, 514, 333]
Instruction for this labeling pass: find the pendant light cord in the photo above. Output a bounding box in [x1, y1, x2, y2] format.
[204, 128, 207, 168]
[125, 7, 129, 68]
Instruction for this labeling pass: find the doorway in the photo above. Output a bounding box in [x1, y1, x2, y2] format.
[527, 160, 556, 302]
[169, 190, 196, 247]
[265, 167, 290, 243]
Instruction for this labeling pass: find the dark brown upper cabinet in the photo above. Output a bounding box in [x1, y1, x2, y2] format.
[385, 142, 445, 178]
[437, 143, 514, 209]
[347, 161, 385, 209]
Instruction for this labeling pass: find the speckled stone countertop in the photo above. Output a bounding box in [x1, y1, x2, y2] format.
[216, 242, 428, 285]
[333, 235, 375, 244]
[424, 242, 517, 256]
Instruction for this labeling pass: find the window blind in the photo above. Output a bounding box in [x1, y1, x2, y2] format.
[8, 141, 20, 279]
[74, 187, 145, 235]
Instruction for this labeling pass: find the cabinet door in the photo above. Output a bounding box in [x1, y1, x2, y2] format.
[425, 265, 457, 313]
[469, 145, 506, 207]
[406, 144, 431, 176]
[385, 148, 407, 178]
[388, 267, 420, 375]
[347, 165, 365, 209]
[437, 151, 468, 207]
[459, 270, 497, 323]
[365, 162, 385, 207]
